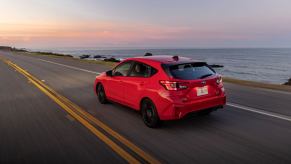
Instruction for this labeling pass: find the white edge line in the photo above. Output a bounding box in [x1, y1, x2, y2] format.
[38, 58, 291, 123]
[38, 59, 100, 75]
[227, 103, 291, 122]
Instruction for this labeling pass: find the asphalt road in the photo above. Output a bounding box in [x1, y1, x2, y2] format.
[1, 50, 291, 164]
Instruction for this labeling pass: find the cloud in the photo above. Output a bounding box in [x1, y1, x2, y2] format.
[0, 21, 191, 46]
[1, 19, 291, 48]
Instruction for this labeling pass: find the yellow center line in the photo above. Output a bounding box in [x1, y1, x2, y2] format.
[0, 57, 160, 164]
[0, 58, 152, 164]
[29, 79, 140, 163]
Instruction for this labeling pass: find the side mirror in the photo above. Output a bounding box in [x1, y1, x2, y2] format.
[106, 70, 113, 77]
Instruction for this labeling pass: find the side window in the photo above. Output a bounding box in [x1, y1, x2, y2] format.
[150, 67, 158, 76]
[112, 61, 133, 76]
[129, 62, 157, 77]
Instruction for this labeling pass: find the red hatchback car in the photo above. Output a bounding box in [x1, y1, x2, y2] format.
[94, 55, 226, 127]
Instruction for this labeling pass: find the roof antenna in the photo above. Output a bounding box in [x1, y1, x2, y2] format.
[173, 55, 179, 61]
[144, 52, 153, 56]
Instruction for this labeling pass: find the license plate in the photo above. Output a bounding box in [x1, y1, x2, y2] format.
[197, 86, 208, 96]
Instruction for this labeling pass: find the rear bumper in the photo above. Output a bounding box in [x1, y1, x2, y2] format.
[158, 95, 226, 120]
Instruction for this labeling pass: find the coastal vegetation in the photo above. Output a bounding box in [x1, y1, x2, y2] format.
[223, 77, 291, 92]
[0, 46, 13, 51]
[32, 51, 74, 58]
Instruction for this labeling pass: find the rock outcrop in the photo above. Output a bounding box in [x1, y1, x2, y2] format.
[283, 78, 291, 86]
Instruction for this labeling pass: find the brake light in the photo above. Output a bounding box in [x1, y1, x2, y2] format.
[159, 81, 189, 91]
[216, 76, 223, 85]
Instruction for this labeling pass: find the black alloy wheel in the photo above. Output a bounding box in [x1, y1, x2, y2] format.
[141, 99, 160, 128]
[97, 84, 108, 104]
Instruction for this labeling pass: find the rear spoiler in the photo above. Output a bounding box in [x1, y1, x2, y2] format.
[162, 61, 207, 67]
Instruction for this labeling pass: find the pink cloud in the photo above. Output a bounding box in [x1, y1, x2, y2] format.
[1, 19, 290, 47]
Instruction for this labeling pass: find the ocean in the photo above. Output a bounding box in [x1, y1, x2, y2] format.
[31, 48, 291, 84]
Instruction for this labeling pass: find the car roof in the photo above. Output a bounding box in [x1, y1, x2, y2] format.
[129, 55, 201, 64]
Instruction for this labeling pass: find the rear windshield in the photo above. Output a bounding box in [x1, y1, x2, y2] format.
[167, 63, 215, 80]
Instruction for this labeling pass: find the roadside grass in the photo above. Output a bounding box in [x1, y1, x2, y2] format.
[223, 77, 291, 93]
[19, 51, 117, 67]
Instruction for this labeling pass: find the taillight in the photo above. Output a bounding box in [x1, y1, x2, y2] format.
[159, 81, 189, 91]
[216, 76, 223, 85]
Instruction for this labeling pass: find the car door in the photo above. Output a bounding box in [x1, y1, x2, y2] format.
[105, 61, 133, 102]
[122, 61, 157, 109]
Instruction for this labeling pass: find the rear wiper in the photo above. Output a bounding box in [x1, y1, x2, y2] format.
[199, 74, 213, 79]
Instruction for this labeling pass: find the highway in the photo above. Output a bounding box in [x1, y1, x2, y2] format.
[1, 50, 291, 163]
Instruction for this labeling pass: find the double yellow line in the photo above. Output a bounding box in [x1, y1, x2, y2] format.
[1, 58, 160, 164]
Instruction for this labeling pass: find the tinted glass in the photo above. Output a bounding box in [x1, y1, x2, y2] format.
[168, 63, 215, 80]
[113, 61, 132, 76]
[129, 62, 157, 77]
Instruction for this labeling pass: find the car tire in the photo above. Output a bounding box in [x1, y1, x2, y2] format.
[141, 99, 160, 128]
[97, 84, 108, 104]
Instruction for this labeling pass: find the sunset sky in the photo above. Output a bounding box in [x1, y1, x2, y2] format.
[1, 0, 291, 48]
